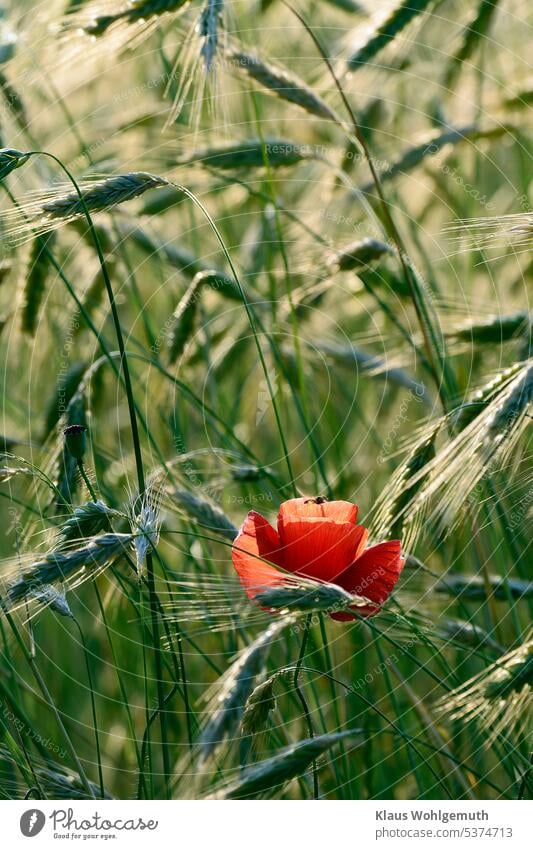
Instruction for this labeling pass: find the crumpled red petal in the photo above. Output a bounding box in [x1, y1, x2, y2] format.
[330, 540, 404, 621]
[231, 511, 285, 599]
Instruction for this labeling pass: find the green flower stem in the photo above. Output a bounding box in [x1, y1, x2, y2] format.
[77, 460, 98, 502]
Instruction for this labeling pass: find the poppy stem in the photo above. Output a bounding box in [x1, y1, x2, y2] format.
[293, 614, 318, 799]
[77, 460, 98, 502]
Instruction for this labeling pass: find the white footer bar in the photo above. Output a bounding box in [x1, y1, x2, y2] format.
[3, 799, 529, 848]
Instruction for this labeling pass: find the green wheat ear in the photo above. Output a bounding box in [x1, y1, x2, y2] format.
[6, 532, 134, 611]
[444, 0, 501, 89]
[240, 669, 296, 763]
[20, 233, 56, 337]
[447, 311, 531, 345]
[57, 501, 116, 549]
[437, 637, 533, 745]
[0, 147, 29, 179]
[451, 363, 525, 432]
[255, 579, 370, 615]
[55, 392, 87, 509]
[117, 222, 242, 301]
[209, 730, 364, 798]
[241, 675, 279, 739]
[175, 138, 314, 170]
[41, 173, 168, 221]
[346, 0, 437, 71]
[199, 618, 293, 761]
[166, 272, 205, 364]
[168, 488, 238, 540]
[227, 48, 342, 124]
[83, 0, 191, 37]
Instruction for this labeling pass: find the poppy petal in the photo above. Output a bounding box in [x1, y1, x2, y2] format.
[353, 525, 369, 560]
[278, 518, 366, 583]
[329, 610, 365, 622]
[231, 511, 285, 599]
[278, 497, 358, 528]
[331, 540, 404, 620]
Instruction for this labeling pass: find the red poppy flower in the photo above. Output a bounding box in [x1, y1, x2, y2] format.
[231, 497, 404, 620]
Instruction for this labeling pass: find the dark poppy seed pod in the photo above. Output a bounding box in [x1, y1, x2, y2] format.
[63, 424, 87, 460]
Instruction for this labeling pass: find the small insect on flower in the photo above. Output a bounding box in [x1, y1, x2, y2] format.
[231, 497, 404, 620]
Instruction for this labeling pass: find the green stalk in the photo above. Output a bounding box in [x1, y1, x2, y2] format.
[167, 181, 298, 496]
[26, 150, 171, 798]
[281, 2, 457, 411]
[300, 665, 455, 799]
[251, 92, 329, 496]
[318, 616, 351, 797]
[92, 584, 148, 798]
[373, 636, 429, 797]
[73, 618, 105, 798]
[0, 713, 45, 799]
[151, 550, 194, 750]
[77, 460, 97, 501]
[293, 615, 318, 799]
[3, 612, 95, 799]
